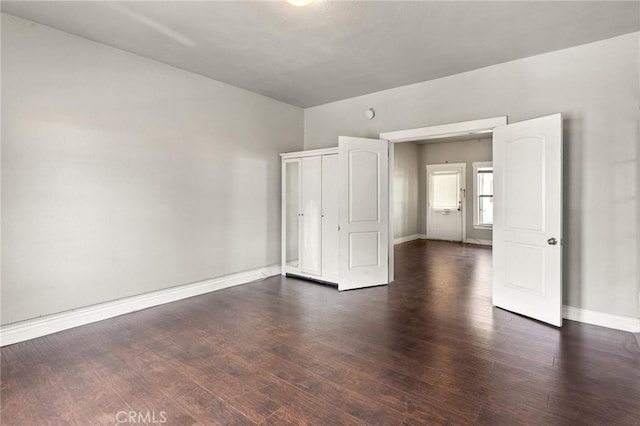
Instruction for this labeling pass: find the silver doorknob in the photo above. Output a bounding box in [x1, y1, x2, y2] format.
[547, 238, 557, 245]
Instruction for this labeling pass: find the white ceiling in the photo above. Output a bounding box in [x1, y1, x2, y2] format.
[2, 1, 638, 108]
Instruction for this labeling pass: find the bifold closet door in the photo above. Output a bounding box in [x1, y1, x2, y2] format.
[300, 156, 322, 275]
[321, 154, 339, 280]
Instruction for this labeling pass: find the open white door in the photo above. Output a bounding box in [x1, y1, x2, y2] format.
[493, 114, 563, 326]
[338, 136, 389, 291]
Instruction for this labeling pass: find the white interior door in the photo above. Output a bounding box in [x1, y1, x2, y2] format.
[426, 164, 466, 242]
[338, 136, 389, 291]
[321, 154, 339, 281]
[493, 114, 563, 326]
[300, 156, 322, 275]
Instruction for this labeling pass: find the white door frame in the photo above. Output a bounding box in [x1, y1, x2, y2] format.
[425, 163, 467, 242]
[380, 116, 507, 282]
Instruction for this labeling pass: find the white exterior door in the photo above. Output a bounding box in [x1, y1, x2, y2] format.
[338, 136, 389, 291]
[493, 114, 563, 326]
[426, 164, 466, 242]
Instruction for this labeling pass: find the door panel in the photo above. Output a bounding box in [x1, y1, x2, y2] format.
[505, 137, 545, 231]
[493, 114, 562, 326]
[338, 137, 389, 291]
[349, 151, 379, 222]
[504, 243, 545, 294]
[300, 156, 322, 275]
[321, 154, 339, 280]
[349, 232, 380, 268]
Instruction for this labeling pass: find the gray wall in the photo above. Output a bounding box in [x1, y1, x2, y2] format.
[304, 32, 640, 319]
[418, 138, 493, 242]
[393, 143, 420, 239]
[1, 15, 304, 325]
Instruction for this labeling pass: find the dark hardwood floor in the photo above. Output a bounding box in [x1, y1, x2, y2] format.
[2, 240, 640, 425]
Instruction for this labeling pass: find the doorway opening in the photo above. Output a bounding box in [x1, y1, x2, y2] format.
[394, 135, 492, 283]
[381, 114, 563, 327]
[381, 117, 505, 282]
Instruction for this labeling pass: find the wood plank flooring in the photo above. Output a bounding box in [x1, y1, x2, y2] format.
[2, 240, 639, 425]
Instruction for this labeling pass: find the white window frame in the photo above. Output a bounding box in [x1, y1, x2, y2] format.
[473, 161, 493, 230]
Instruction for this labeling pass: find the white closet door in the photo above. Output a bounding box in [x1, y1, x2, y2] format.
[283, 159, 301, 271]
[321, 154, 339, 280]
[301, 156, 322, 276]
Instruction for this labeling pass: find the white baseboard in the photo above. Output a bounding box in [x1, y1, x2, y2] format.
[563, 305, 640, 333]
[464, 238, 493, 246]
[0, 265, 281, 347]
[394, 234, 427, 245]
[4, 266, 636, 346]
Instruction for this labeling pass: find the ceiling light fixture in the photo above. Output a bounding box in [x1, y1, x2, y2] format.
[285, 0, 313, 7]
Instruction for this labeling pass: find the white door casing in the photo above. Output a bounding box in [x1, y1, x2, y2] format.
[381, 117, 508, 284]
[338, 136, 389, 291]
[426, 163, 466, 242]
[493, 114, 563, 326]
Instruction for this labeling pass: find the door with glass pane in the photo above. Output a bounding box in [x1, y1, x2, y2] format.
[282, 159, 301, 271]
[426, 163, 466, 242]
